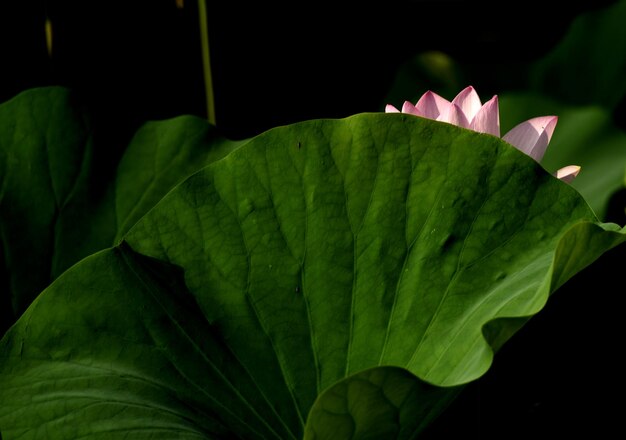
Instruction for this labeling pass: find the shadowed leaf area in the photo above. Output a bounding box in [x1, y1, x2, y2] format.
[0, 87, 243, 334]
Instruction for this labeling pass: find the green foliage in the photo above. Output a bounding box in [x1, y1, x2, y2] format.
[2, 112, 624, 438]
[0, 88, 242, 333]
[3, 3, 626, 436]
[303, 367, 460, 440]
[500, 93, 626, 219]
[0, 87, 101, 328]
[530, 0, 626, 108]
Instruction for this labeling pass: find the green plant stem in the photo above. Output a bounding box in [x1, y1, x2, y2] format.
[198, 0, 216, 125]
[45, 17, 53, 58]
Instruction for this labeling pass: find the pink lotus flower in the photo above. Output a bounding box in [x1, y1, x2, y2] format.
[386, 86, 580, 183]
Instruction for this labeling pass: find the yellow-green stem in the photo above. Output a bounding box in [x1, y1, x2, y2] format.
[45, 17, 53, 58]
[198, 0, 216, 125]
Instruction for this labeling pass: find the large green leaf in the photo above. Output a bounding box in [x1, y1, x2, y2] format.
[500, 93, 626, 220]
[0, 87, 242, 334]
[2, 114, 625, 438]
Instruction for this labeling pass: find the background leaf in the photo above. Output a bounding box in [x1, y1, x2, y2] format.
[0, 87, 243, 334]
[500, 93, 626, 220]
[530, 0, 626, 109]
[0, 87, 102, 332]
[2, 114, 624, 438]
[113, 116, 246, 242]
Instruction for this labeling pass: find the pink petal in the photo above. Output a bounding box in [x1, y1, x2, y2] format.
[415, 90, 450, 120]
[401, 101, 423, 117]
[502, 116, 558, 161]
[470, 95, 500, 136]
[445, 103, 471, 128]
[555, 165, 581, 183]
[385, 104, 400, 113]
[451, 86, 482, 122]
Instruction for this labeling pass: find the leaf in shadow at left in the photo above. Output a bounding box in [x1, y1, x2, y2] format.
[0, 87, 243, 335]
[0, 246, 299, 440]
[0, 88, 102, 333]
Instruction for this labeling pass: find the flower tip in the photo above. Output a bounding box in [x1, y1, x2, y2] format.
[402, 101, 422, 116]
[416, 90, 450, 120]
[446, 103, 471, 128]
[542, 116, 559, 133]
[385, 104, 400, 113]
[451, 86, 482, 122]
[556, 165, 581, 183]
[502, 115, 559, 161]
[545, 115, 558, 125]
[470, 94, 500, 136]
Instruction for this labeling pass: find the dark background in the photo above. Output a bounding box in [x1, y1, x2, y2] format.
[1, 1, 622, 438]
[1, 1, 615, 139]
